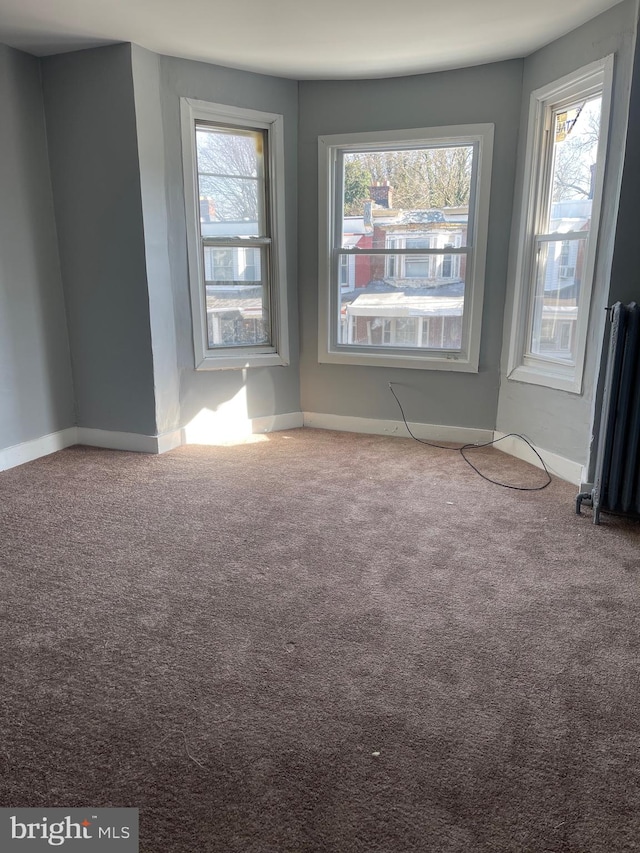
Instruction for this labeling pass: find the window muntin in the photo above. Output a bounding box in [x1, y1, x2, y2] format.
[181, 99, 289, 370]
[319, 126, 493, 371]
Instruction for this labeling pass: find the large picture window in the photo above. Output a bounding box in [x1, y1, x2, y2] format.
[318, 124, 494, 371]
[507, 57, 613, 393]
[181, 99, 289, 370]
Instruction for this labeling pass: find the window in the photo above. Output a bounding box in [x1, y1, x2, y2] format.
[181, 99, 289, 370]
[339, 254, 351, 289]
[507, 57, 613, 393]
[318, 124, 493, 371]
[405, 237, 433, 279]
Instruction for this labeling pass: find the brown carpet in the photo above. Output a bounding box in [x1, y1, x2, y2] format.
[1, 428, 640, 852]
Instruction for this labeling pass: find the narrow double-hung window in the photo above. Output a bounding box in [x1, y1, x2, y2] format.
[508, 57, 613, 392]
[181, 100, 289, 370]
[318, 124, 494, 371]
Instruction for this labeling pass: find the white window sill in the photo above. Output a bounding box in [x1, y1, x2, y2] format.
[320, 347, 478, 372]
[507, 362, 581, 394]
[196, 352, 289, 371]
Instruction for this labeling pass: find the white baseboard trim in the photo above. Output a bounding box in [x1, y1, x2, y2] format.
[0, 418, 584, 487]
[303, 411, 493, 445]
[0, 414, 306, 472]
[76, 428, 162, 454]
[249, 411, 304, 434]
[156, 429, 183, 454]
[492, 431, 584, 485]
[81, 412, 305, 454]
[0, 427, 78, 472]
[79, 412, 304, 454]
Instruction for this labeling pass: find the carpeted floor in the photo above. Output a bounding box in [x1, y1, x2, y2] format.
[1, 428, 640, 852]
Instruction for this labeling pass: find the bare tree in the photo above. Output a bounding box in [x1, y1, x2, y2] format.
[343, 145, 473, 214]
[196, 128, 262, 222]
[419, 147, 472, 208]
[552, 98, 601, 202]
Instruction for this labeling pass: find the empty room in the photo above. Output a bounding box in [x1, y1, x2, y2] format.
[1, 0, 640, 850]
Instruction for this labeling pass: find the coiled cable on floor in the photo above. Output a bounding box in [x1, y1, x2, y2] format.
[388, 382, 552, 491]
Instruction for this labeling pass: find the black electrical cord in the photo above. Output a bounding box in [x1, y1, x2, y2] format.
[388, 382, 552, 491]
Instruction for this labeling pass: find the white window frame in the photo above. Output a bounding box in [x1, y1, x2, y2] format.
[181, 98, 289, 370]
[318, 124, 493, 371]
[507, 56, 614, 394]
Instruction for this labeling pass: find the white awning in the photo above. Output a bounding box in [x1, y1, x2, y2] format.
[346, 292, 463, 318]
[341, 235, 362, 248]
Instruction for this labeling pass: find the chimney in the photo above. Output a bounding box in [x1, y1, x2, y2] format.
[363, 201, 373, 232]
[369, 181, 393, 209]
[200, 197, 216, 222]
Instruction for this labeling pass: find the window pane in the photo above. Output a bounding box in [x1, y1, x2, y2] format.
[341, 146, 473, 250]
[528, 237, 586, 362]
[204, 246, 270, 348]
[204, 246, 234, 281]
[337, 253, 465, 350]
[196, 124, 265, 231]
[544, 96, 602, 234]
[196, 126, 261, 177]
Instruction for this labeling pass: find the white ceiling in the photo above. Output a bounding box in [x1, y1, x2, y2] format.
[0, 0, 625, 80]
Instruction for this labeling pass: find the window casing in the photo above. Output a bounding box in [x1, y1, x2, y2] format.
[318, 124, 493, 371]
[507, 57, 614, 393]
[181, 99, 289, 370]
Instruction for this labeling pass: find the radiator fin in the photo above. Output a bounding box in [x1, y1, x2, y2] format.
[590, 302, 640, 523]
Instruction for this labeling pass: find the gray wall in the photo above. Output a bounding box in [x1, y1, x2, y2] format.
[130, 45, 181, 436]
[584, 14, 640, 483]
[497, 0, 638, 468]
[41, 44, 157, 436]
[158, 55, 301, 429]
[298, 61, 523, 428]
[608, 17, 640, 308]
[0, 44, 75, 451]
